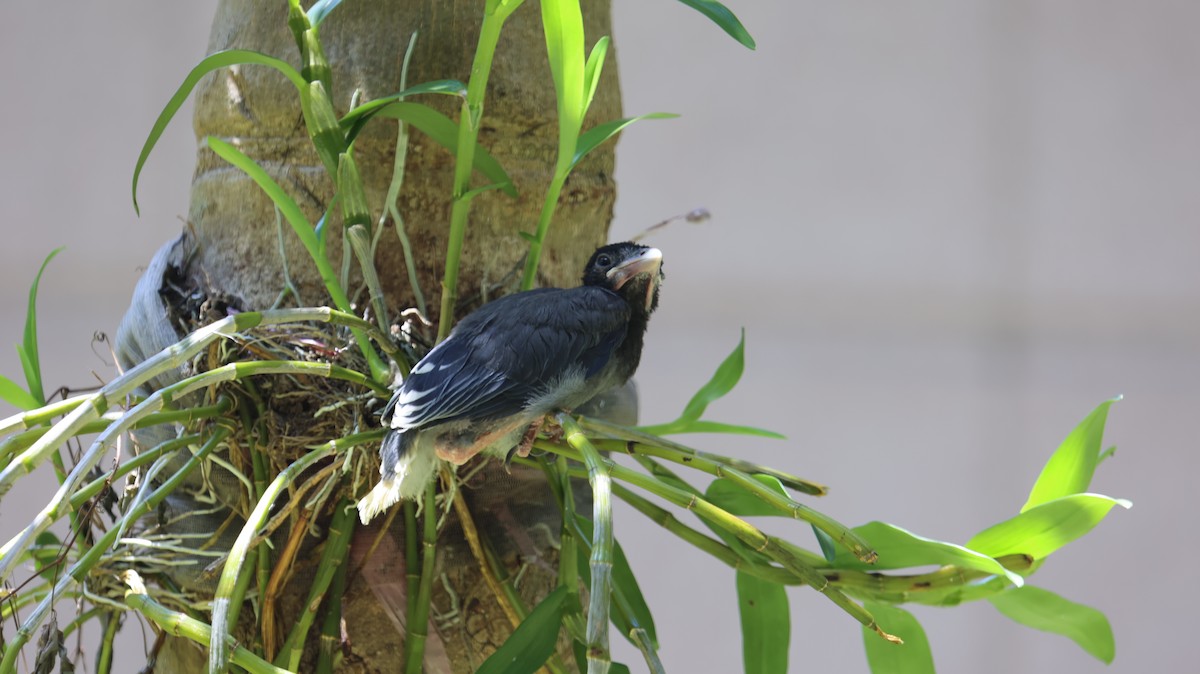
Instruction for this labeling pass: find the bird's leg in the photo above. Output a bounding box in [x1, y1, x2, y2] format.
[540, 413, 567, 444]
[504, 418, 544, 468]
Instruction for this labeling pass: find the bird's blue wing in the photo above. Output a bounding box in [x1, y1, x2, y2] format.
[383, 287, 632, 430]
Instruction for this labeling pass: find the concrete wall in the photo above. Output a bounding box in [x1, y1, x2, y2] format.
[1, 1, 1193, 672]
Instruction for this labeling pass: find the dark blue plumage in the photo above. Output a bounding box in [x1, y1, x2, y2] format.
[358, 243, 663, 523]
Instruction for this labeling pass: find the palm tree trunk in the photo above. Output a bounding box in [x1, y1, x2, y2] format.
[115, 1, 621, 670]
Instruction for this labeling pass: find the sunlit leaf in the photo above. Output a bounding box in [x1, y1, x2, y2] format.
[737, 571, 789, 674]
[374, 102, 516, 196]
[673, 0, 757, 49]
[831, 522, 1023, 586]
[541, 0, 586, 139]
[988, 585, 1114, 664]
[1023, 398, 1119, 512]
[862, 602, 935, 674]
[680, 328, 745, 423]
[475, 586, 570, 674]
[572, 113, 678, 170]
[0, 374, 39, 411]
[133, 50, 306, 214]
[582, 37, 611, 118]
[16, 246, 61, 406]
[967, 493, 1131, 561]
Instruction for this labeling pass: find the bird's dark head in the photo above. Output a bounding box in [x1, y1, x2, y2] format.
[582, 242, 664, 314]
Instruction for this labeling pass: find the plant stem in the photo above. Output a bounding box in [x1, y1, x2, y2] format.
[557, 414, 613, 674]
[276, 497, 356, 670]
[404, 481, 439, 674]
[210, 445, 336, 674]
[0, 428, 226, 671]
[123, 571, 291, 674]
[437, 0, 524, 341]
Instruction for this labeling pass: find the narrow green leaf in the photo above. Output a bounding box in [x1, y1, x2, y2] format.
[541, 0, 586, 137]
[831, 522, 1023, 587]
[988, 585, 1114, 664]
[967, 493, 1131, 561]
[475, 586, 569, 674]
[18, 247, 62, 405]
[681, 329, 745, 423]
[582, 37, 611, 118]
[640, 419, 784, 438]
[737, 572, 789, 674]
[572, 113, 679, 170]
[707, 474, 789, 517]
[339, 79, 467, 141]
[674, 0, 757, 49]
[206, 137, 317, 251]
[306, 0, 344, 26]
[1023, 398, 1119, 512]
[0, 374, 40, 411]
[374, 102, 516, 196]
[862, 602, 935, 674]
[133, 50, 306, 214]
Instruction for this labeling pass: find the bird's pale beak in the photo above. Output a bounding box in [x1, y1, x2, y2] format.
[607, 247, 663, 310]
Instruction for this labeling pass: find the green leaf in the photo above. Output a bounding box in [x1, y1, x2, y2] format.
[639, 331, 782, 437]
[541, 0, 586, 137]
[967, 493, 1131, 561]
[642, 419, 785, 438]
[0, 374, 40, 411]
[133, 50, 306, 214]
[737, 571, 789, 674]
[1023, 398, 1119, 512]
[31, 531, 62, 582]
[831, 522, 1023, 587]
[681, 328, 745, 423]
[862, 602, 935, 674]
[988, 585, 1114, 664]
[812, 525, 837, 563]
[707, 474, 790, 517]
[574, 517, 658, 647]
[582, 37, 610, 119]
[17, 247, 62, 405]
[206, 137, 317, 251]
[306, 0, 344, 26]
[572, 113, 679, 170]
[339, 79, 467, 141]
[475, 586, 569, 674]
[374, 102, 516, 197]
[674, 0, 757, 49]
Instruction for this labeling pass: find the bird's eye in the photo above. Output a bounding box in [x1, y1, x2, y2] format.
[596, 254, 612, 267]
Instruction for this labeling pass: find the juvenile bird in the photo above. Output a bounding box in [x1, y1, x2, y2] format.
[358, 242, 664, 524]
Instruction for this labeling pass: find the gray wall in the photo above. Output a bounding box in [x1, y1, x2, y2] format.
[1, 1, 1193, 672]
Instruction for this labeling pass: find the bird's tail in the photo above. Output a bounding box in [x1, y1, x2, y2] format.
[357, 430, 439, 524]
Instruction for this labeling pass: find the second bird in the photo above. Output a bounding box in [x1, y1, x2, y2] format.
[358, 242, 665, 524]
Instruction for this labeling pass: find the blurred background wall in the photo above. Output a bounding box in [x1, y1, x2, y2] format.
[1, 1, 1194, 672]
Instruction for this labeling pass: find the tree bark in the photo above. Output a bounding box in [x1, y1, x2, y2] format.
[114, 1, 622, 671]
